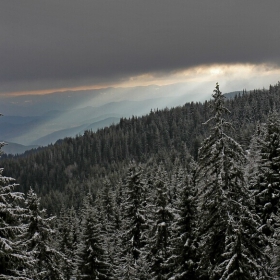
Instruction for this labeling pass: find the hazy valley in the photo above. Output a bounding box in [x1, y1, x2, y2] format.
[0, 83, 215, 154]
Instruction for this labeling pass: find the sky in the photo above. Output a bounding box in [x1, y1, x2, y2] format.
[0, 1, 280, 97]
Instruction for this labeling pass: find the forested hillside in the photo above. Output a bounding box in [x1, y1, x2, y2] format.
[2, 83, 280, 279]
[1, 83, 280, 213]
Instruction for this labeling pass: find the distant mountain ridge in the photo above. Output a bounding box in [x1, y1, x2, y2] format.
[224, 90, 247, 99]
[1, 141, 39, 155]
[0, 85, 244, 153]
[0, 96, 203, 147]
[0, 83, 207, 117]
[31, 117, 120, 146]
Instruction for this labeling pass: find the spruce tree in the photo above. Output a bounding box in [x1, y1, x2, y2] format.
[147, 178, 174, 280]
[197, 83, 270, 279]
[96, 179, 119, 277]
[117, 163, 148, 279]
[245, 122, 265, 194]
[167, 164, 197, 280]
[0, 140, 32, 279]
[253, 109, 280, 236]
[109, 182, 125, 278]
[57, 205, 79, 279]
[24, 188, 67, 279]
[77, 193, 110, 279]
[247, 111, 280, 277]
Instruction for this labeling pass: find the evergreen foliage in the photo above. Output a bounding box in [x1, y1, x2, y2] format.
[77, 193, 110, 279]
[253, 110, 280, 236]
[122, 164, 147, 260]
[24, 188, 68, 279]
[147, 177, 174, 279]
[94, 182, 118, 278]
[117, 163, 148, 279]
[1, 83, 280, 278]
[2, 82, 280, 213]
[167, 164, 198, 280]
[56, 205, 80, 278]
[0, 140, 32, 279]
[197, 84, 270, 279]
[245, 122, 265, 194]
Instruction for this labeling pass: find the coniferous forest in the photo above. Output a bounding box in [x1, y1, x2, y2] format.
[1, 82, 280, 279]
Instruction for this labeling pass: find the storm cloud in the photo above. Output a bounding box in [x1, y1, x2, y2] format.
[0, 0, 279, 93]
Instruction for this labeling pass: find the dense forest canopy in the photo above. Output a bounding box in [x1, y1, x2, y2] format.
[1, 82, 280, 279]
[1, 82, 280, 213]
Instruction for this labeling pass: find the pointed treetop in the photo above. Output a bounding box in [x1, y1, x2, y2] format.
[212, 82, 230, 117]
[203, 83, 231, 133]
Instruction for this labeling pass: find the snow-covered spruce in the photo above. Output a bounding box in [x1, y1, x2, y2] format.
[146, 171, 174, 279]
[250, 109, 280, 236]
[23, 188, 68, 279]
[0, 169, 32, 279]
[76, 193, 111, 279]
[197, 83, 270, 279]
[0, 135, 33, 279]
[166, 163, 198, 280]
[116, 163, 148, 279]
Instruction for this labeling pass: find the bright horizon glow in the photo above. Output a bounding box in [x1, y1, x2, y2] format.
[3, 62, 280, 146]
[2, 62, 280, 97]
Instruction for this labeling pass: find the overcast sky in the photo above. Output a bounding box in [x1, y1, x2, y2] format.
[0, 1, 280, 96]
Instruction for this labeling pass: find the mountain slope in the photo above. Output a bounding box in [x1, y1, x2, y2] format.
[32, 117, 120, 146]
[1, 83, 279, 213]
[1, 142, 39, 155]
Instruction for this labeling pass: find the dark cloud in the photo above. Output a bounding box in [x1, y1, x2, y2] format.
[0, 0, 279, 93]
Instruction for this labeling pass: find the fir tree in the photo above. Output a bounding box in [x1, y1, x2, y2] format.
[0, 139, 32, 279]
[253, 109, 280, 236]
[117, 163, 148, 279]
[167, 164, 198, 280]
[109, 181, 125, 278]
[57, 205, 79, 279]
[148, 178, 174, 280]
[97, 179, 121, 277]
[197, 83, 270, 280]
[24, 188, 67, 279]
[245, 122, 265, 194]
[77, 193, 110, 279]
[247, 111, 280, 278]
